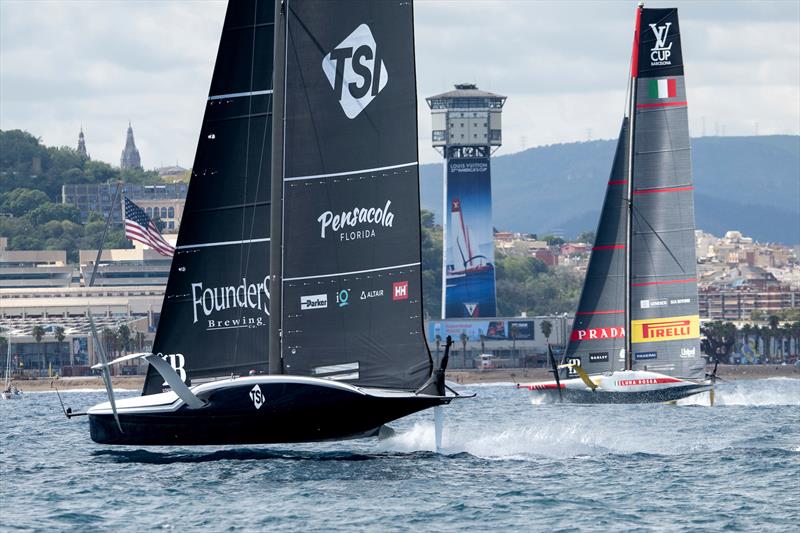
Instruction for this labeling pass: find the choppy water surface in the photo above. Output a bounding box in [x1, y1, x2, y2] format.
[2, 378, 799, 531]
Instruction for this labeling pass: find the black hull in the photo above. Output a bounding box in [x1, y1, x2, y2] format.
[532, 383, 710, 404]
[89, 379, 448, 446]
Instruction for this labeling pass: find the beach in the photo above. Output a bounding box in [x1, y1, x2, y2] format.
[10, 364, 799, 391]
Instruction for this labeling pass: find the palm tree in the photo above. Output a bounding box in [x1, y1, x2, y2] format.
[540, 320, 553, 344]
[32, 325, 45, 377]
[54, 326, 66, 369]
[460, 332, 469, 369]
[768, 315, 780, 363]
[134, 331, 146, 352]
[118, 324, 131, 354]
[510, 324, 519, 367]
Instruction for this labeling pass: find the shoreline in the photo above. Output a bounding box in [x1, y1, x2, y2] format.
[7, 364, 799, 392]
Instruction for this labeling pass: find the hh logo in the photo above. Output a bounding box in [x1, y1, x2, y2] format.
[649, 22, 673, 65]
[631, 315, 699, 343]
[249, 384, 265, 410]
[393, 281, 408, 301]
[322, 24, 388, 119]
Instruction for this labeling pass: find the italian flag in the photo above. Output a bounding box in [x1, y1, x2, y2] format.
[648, 78, 677, 99]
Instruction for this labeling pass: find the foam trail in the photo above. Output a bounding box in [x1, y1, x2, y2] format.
[678, 378, 800, 406]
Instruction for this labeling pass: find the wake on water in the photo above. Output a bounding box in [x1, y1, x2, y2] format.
[380, 378, 800, 460]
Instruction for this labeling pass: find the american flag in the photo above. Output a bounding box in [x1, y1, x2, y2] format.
[124, 197, 175, 257]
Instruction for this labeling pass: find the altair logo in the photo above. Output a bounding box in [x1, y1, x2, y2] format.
[649, 22, 673, 66]
[322, 24, 388, 119]
[317, 200, 394, 241]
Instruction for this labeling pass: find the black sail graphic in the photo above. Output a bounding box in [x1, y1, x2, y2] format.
[630, 8, 702, 379]
[564, 120, 629, 376]
[277, 0, 432, 389]
[144, 0, 274, 394]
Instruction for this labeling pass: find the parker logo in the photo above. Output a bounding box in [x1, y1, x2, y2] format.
[649, 22, 673, 66]
[392, 281, 409, 301]
[317, 200, 395, 242]
[300, 294, 328, 310]
[322, 24, 388, 119]
[191, 276, 269, 330]
[631, 315, 699, 343]
[570, 326, 625, 341]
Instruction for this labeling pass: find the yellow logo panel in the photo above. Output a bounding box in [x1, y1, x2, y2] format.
[631, 315, 699, 344]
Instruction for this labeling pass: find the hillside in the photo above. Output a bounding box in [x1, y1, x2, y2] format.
[420, 135, 800, 243]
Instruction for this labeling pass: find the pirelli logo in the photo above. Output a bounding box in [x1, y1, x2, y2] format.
[631, 315, 699, 344]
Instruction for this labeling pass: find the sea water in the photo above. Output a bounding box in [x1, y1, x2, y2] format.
[1, 378, 798, 531]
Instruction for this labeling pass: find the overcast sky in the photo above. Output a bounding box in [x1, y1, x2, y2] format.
[1, 0, 798, 168]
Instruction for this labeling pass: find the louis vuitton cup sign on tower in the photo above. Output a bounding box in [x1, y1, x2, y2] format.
[519, 4, 713, 403]
[427, 84, 506, 319]
[79, 0, 461, 446]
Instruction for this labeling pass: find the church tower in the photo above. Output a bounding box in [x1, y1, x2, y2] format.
[120, 122, 142, 170]
[77, 126, 88, 157]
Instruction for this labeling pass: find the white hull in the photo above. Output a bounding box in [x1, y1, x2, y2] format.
[519, 370, 710, 404]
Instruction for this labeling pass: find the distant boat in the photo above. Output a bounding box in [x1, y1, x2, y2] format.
[519, 3, 713, 403]
[73, 0, 464, 445]
[2, 336, 22, 400]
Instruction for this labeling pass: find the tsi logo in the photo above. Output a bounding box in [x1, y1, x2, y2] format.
[322, 24, 388, 119]
[249, 384, 265, 410]
[649, 22, 673, 66]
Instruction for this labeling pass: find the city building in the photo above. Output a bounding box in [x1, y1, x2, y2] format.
[698, 266, 800, 320]
[0, 238, 76, 288]
[77, 126, 88, 157]
[427, 83, 506, 319]
[62, 182, 187, 227]
[78, 248, 172, 286]
[120, 122, 142, 170]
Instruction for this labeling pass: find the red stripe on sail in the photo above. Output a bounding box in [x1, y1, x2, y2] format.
[592, 245, 625, 250]
[636, 101, 688, 109]
[576, 310, 624, 315]
[608, 180, 627, 185]
[667, 78, 677, 97]
[633, 186, 694, 195]
[631, 6, 642, 77]
[632, 278, 697, 287]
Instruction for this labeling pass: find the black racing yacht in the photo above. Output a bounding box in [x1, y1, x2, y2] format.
[76, 0, 461, 445]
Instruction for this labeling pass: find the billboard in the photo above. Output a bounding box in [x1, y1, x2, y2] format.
[428, 320, 534, 343]
[444, 157, 497, 318]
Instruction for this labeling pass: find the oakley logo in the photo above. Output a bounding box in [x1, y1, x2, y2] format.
[322, 24, 388, 119]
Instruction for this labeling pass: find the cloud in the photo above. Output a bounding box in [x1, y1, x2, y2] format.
[1, 0, 797, 168]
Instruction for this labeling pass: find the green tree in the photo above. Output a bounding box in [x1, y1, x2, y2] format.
[420, 209, 442, 318]
[0, 188, 50, 216]
[576, 230, 595, 245]
[32, 325, 45, 376]
[460, 332, 469, 369]
[701, 321, 737, 363]
[540, 320, 553, 344]
[54, 326, 66, 368]
[118, 324, 132, 354]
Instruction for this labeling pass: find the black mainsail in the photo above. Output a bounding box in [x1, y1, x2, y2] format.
[275, 0, 432, 389]
[84, 0, 453, 445]
[563, 5, 702, 381]
[143, 0, 275, 394]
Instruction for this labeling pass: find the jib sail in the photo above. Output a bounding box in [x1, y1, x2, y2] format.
[563, 120, 630, 376]
[144, 0, 275, 394]
[629, 7, 703, 379]
[274, 0, 432, 389]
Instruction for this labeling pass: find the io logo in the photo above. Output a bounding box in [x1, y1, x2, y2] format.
[322, 24, 388, 119]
